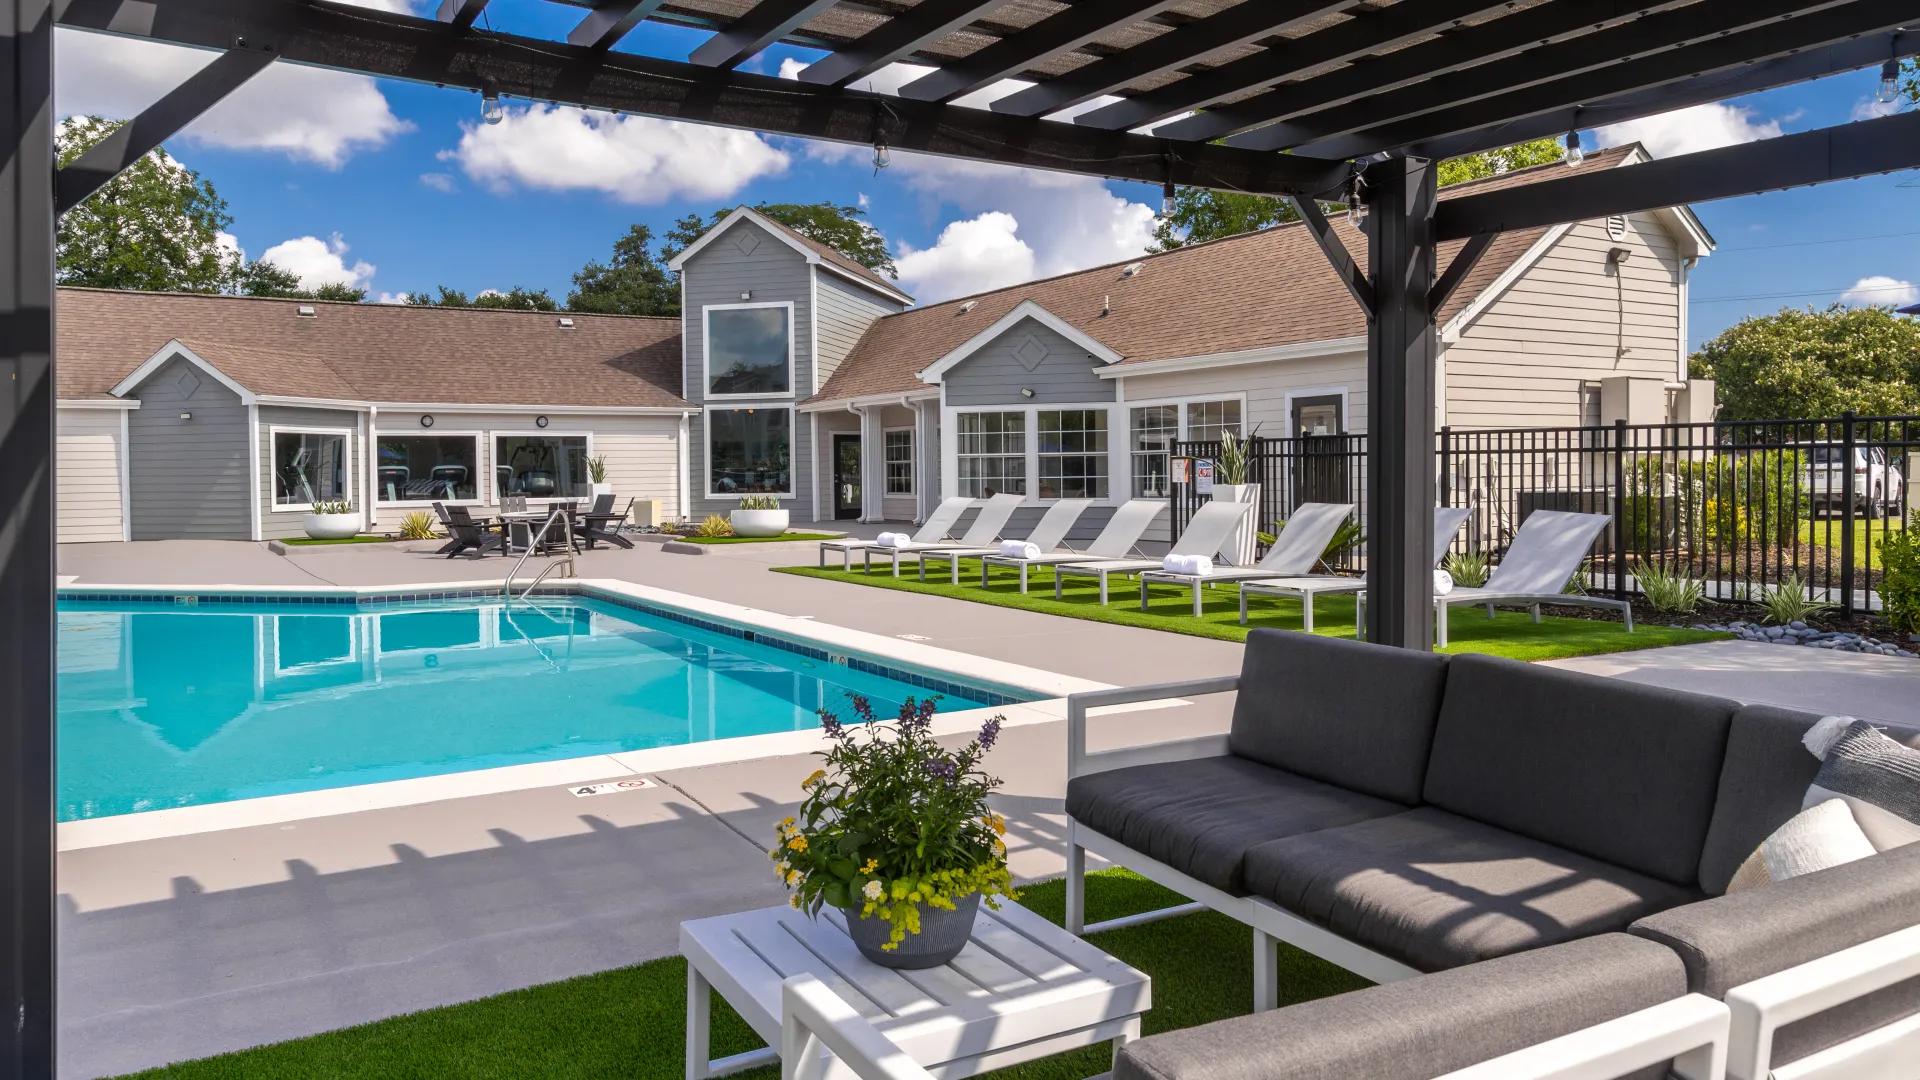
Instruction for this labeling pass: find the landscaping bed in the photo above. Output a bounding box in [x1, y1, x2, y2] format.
[677, 532, 843, 545]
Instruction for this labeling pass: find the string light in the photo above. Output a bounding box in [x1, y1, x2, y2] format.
[872, 141, 890, 171]
[481, 89, 504, 126]
[1345, 171, 1367, 228]
[1564, 128, 1584, 167]
[1161, 180, 1176, 217]
[1878, 58, 1901, 105]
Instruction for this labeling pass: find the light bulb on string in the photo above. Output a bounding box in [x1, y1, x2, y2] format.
[1345, 172, 1366, 228]
[1878, 59, 1901, 105]
[1161, 180, 1177, 217]
[872, 142, 890, 172]
[1564, 128, 1584, 166]
[481, 89, 504, 126]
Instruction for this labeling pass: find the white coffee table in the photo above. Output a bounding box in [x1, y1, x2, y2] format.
[680, 900, 1150, 1080]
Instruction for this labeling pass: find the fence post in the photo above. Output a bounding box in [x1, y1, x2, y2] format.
[1841, 410, 1857, 618]
[1614, 419, 1629, 601]
[1438, 426, 1452, 506]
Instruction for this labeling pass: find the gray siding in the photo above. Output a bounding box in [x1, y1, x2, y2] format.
[258, 405, 363, 540]
[814, 271, 904, 392]
[126, 355, 251, 540]
[943, 318, 1115, 406]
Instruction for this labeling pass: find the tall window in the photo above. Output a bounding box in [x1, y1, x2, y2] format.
[956, 412, 1025, 497]
[1038, 410, 1108, 500]
[706, 304, 792, 397]
[1129, 405, 1177, 498]
[272, 430, 350, 508]
[495, 434, 590, 499]
[884, 429, 913, 495]
[708, 408, 792, 495]
[1185, 399, 1242, 443]
[376, 435, 479, 503]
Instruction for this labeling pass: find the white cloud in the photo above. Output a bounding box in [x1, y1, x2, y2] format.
[444, 104, 788, 203]
[216, 231, 245, 265]
[1852, 97, 1901, 121]
[896, 214, 1035, 300]
[375, 292, 412, 305]
[419, 172, 459, 193]
[1592, 103, 1781, 159]
[1839, 276, 1919, 308]
[55, 29, 411, 167]
[259, 234, 376, 291]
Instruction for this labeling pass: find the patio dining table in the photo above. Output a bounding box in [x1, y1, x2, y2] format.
[494, 504, 581, 556]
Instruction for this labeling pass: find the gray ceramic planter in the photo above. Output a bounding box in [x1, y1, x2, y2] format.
[843, 892, 980, 969]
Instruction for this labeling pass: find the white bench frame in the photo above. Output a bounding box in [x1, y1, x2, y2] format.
[1724, 921, 1920, 1080]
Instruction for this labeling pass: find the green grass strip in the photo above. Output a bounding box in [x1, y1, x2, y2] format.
[680, 533, 844, 545]
[775, 559, 1727, 662]
[279, 536, 397, 546]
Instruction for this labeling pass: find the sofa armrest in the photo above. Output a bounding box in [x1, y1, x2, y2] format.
[1435, 995, 1729, 1080]
[780, 974, 935, 1080]
[1067, 676, 1240, 778]
[1724, 922, 1920, 1080]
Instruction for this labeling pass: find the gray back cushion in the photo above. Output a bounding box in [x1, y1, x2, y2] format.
[1228, 630, 1450, 804]
[1423, 654, 1734, 886]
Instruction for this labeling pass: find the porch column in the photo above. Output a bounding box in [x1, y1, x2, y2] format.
[860, 405, 885, 522]
[1364, 157, 1439, 650]
[1, 0, 58, 1072]
[913, 399, 937, 524]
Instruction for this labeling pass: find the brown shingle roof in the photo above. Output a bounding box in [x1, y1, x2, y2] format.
[56, 289, 688, 408]
[811, 145, 1641, 404]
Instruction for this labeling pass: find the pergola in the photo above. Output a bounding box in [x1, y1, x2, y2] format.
[4, 0, 1920, 1070]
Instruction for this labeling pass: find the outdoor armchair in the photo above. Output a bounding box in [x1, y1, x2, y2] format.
[573, 494, 634, 550]
[861, 493, 1024, 576]
[1052, 499, 1255, 605]
[1137, 501, 1354, 617]
[915, 498, 1094, 584]
[979, 499, 1165, 593]
[817, 497, 972, 569]
[1239, 506, 1472, 630]
[438, 504, 502, 558]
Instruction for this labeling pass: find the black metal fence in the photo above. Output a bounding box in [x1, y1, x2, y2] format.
[1170, 413, 1920, 614]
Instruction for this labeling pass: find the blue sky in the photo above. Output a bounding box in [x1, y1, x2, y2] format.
[52, 1, 1920, 351]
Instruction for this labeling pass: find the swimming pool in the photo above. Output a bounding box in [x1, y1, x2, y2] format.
[56, 593, 1021, 821]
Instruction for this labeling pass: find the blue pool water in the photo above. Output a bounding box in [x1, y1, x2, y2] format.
[56, 596, 1008, 820]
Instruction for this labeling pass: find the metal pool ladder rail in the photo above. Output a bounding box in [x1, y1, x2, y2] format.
[506, 504, 577, 603]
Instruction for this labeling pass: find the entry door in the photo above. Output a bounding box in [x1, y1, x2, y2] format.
[1291, 394, 1348, 507]
[833, 435, 861, 520]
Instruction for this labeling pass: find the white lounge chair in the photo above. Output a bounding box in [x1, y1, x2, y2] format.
[979, 499, 1166, 593]
[917, 499, 1094, 584]
[1138, 502, 1356, 618]
[818, 497, 971, 569]
[1239, 506, 1472, 630]
[1053, 499, 1255, 605]
[863, 493, 1024, 577]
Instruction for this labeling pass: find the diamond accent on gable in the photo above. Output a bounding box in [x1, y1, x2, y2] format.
[176, 368, 202, 400]
[1011, 334, 1051, 371]
[734, 230, 762, 256]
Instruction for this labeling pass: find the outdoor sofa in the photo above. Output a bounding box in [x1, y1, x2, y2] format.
[1063, 630, 1920, 1079]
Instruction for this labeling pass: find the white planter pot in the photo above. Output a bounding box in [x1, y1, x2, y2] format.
[591, 482, 614, 497]
[1212, 483, 1262, 567]
[302, 512, 362, 540]
[730, 508, 789, 538]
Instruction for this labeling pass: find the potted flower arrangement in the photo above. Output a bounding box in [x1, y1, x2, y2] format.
[730, 493, 788, 537]
[773, 694, 1015, 969]
[301, 498, 362, 540]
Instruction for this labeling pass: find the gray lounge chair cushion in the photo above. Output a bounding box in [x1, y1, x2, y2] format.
[1631, 843, 1920, 1069]
[1065, 756, 1405, 895]
[1423, 654, 1734, 886]
[1228, 631, 1451, 804]
[1244, 807, 1702, 972]
[1113, 933, 1686, 1080]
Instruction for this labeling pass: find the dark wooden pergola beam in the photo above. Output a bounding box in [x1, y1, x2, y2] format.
[567, 0, 670, 50]
[797, 0, 1013, 88]
[894, 0, 1180, 103]
[688, 0, 841, 69]
[434, 0, 489, 29]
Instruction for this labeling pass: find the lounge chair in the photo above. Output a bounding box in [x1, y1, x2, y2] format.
[978, 499, 1166, 593]
[439, 504, 502, 559]
[916, 499, 1094, 584]
[863, 493, 1024, 577]
[1238, 505, 1472, 630]
[1052, 499, 1255, 605]
[818, 497, 972, 570]
[1138, 501, 1355, 617]
[573, 493, 635, 550]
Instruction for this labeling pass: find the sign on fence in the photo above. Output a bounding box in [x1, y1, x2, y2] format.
[1195, 459, 1214, 495]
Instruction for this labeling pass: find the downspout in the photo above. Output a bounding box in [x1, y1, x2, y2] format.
[364, 405, 377, 528]
[678, 410, 692, 525]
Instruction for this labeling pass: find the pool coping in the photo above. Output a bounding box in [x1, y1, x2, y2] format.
[55, 578, 1111, 851]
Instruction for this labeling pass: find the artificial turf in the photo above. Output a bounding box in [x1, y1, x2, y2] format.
[774, 559, 1728, 661]
[114, 871, 1363, 1080]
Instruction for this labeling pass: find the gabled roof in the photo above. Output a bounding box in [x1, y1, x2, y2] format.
[811, 145, 1669, 404]
[667, 205, 914, 306]
[917, 300, 1123, 384]
[57, 288, 689, 408]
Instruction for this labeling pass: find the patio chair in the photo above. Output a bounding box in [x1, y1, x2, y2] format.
[863, 493, 1024, 577]
[818, 497, 972, 570]
[1239, 505, 1472, 630]
[1052, 498, 1255, 606]
[979, 499, 1166, 593]
[439, 504, 502, 559]
[1137, 502, 1355, 618]
[916, 499, 1094, 584]
[575, 496, 635, 550]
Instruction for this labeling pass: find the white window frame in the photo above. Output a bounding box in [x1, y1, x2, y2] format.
[1126, 402, 1181, 499]
[951, 408, 1030, 501]
[702, 301, 797, 401]
[372, 430, 484, 507]
[883, 426, 914, 496]
[266, 425, 356, 513]
[1036, 407, 1113, 501]
[489, 430, 596, 504]
[941, 403, 1130, 506]
[1117, 393, 1250, 499]
[703, 405, 796, 499]
[1282, 386, 1350, 438]
[1182, 398, 1246, 443]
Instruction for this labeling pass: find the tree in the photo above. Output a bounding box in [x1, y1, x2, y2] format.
[56, 115, 242, 293]
[567, 224, 678, 316]
[660, 202, 896, 277]
[1689, 305, 1920, 421]
[235, 259, 367, 302]
[405, 285, 558, 310]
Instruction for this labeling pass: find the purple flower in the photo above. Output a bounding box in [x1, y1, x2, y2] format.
[848, 695, 875, 723]
[923, 758, 957, 781]
[817, 709, 844, 738]
[978, 716, 1002, 751]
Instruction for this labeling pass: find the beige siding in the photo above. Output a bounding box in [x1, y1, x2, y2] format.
[57, 407, 126, 543]
[1443, 212, 1684, 430]
[1120, 352, 1369, 436]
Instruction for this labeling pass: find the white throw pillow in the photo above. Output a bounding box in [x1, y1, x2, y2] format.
[1801, 717, 1920, 852]
[1727, 798, 1877, 893]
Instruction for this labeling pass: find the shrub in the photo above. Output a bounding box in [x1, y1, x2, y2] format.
[310, 499, 353, 515]
[738, 494, 782, 510]
[1760, 571, 1831, 625]
[396, 510, 438, 540]
[1878, 512, 1920, 633]
[1637, 562, 1705, 614]
[1216, 428, 1249, 486]
[696, 514, 733, 537]
[586, 456, 609, 484]
[1442, 550, 1490, 588]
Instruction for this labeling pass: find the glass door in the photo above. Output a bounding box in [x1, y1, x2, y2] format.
[833, 435, 861, 520]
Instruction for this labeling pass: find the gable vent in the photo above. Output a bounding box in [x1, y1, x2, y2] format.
[296, 305, 317, 318]
[957, 301, 977, 315]
[1120, 262, 1143, 278]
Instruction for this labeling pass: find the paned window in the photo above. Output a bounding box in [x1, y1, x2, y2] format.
[1038, 410, 1108, 500]
[884, 429, 913, 495]
[956, 412, 1025, 498]
[1129, 405, 1178, 498]
[1185, 399, 1242, 443]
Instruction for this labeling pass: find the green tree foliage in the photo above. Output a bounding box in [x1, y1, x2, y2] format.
[405, 285, 558, 311]
[661, 202, 896, 277]
[567, 224, 678, 317]
[234, 259, 367, 302]
[1688, 305, 1920, 421]
[56, 116, 241, 293]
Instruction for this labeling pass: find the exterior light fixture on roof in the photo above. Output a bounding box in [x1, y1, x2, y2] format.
[1345, 169, 1367, 228]
[1121, 262, 1143, 278]
[1161, 180, 1175, 218]
[296, 305, 316, 317]
[957, 301, 977, 314]
[872, 141, 889, 171]
[557, 317, 575, 328]
[481, 89, 504, 125]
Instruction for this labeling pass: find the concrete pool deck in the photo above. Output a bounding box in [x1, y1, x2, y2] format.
[53, 537, 1920, 1078]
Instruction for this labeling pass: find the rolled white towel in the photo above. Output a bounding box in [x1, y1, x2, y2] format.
[876, 532, 911, 548]
[1434, 568, 1455, 596]
[1163, 553, 1214, 576]
[999, 540, 1041, 559]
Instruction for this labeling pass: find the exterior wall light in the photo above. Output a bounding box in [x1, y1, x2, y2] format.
[535, 415, 549, 428]
[740, 291, 752, 301]
[1019, 388, 1035, 399]
[420, 415, 435, 428]
[179, 412, 192, 421]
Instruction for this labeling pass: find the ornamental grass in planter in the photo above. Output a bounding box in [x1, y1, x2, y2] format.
[772, 694, 1015, 969]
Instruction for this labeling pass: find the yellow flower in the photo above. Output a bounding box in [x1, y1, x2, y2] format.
[787, 836, 808, 852]
[860, 858, 879, 874]
[778, 816, 796, 830]
[789, 894, 802, 909]
[802, 769, 826, 790]
[786, 870, 802, 886]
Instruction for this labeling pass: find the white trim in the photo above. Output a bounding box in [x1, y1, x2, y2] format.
[665, 206, 915, 305]
[942, 402, 1125, 506]
[1439, 222, 1576, 344]
[113, 341, 257, 404]
[247, 404, 262, 540]
[809, 412, 822, 522]
[1099, 336, 1368, 380]
[809, 269, 821, 397]
[797, 388, 939, 413]
[1678, 257, 1691, 382]
[281, 398, 689, 415]
[56, 398, 141, 410]
[118, 406, 132, 542]
[488, 430, 596, 503]
[702, 300, 798, 402]
[370, 429, 485, 507]
[358, 409, 371, 527]
[677, 411, 691, 523]
[702, 404, 797, 500]
[365, 405, 378, 527]
[265, 424, 358, 513]
[882, 425, 915, 496]
[918, 300, 1123, 385]
[1283, 385, 1350, 438]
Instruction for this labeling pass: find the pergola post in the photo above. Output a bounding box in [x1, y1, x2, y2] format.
[1363, 157, 1439, 650]
[0, 0, 58, 1073]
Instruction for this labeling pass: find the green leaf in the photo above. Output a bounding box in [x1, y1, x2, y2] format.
[822, 882, 849, 909]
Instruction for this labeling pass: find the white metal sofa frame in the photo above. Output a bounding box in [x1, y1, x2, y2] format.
[1723, 921, 1920, 1080]
[916, 499, 1094, 585]
[1136, 502, 1355, 618]
[978, 499, 1166, 594]
[1240, 506, 1472, 631]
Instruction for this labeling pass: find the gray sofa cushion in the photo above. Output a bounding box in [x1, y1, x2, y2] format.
[1065, 756, 1405, 895]
[1422, 654, 1734, 886]
[1631, 842, 1920, 1069]
[1243, 807, 1702, 972]
[1113, 934, 1686, 1080]
[1227, 630, 1451, 804]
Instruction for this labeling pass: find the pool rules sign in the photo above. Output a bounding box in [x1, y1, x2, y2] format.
[569, 778, 658, 798]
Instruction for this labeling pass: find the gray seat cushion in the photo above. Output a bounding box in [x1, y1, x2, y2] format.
[1423, 654, 1734, 886]
[1114, 933, 1687, 1080]
[1228, 630, 1451, 804]
[1631, 843, 1920, 1070]
[1244, 807, 1702, 972]
[1065, 756, 1406, 895]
